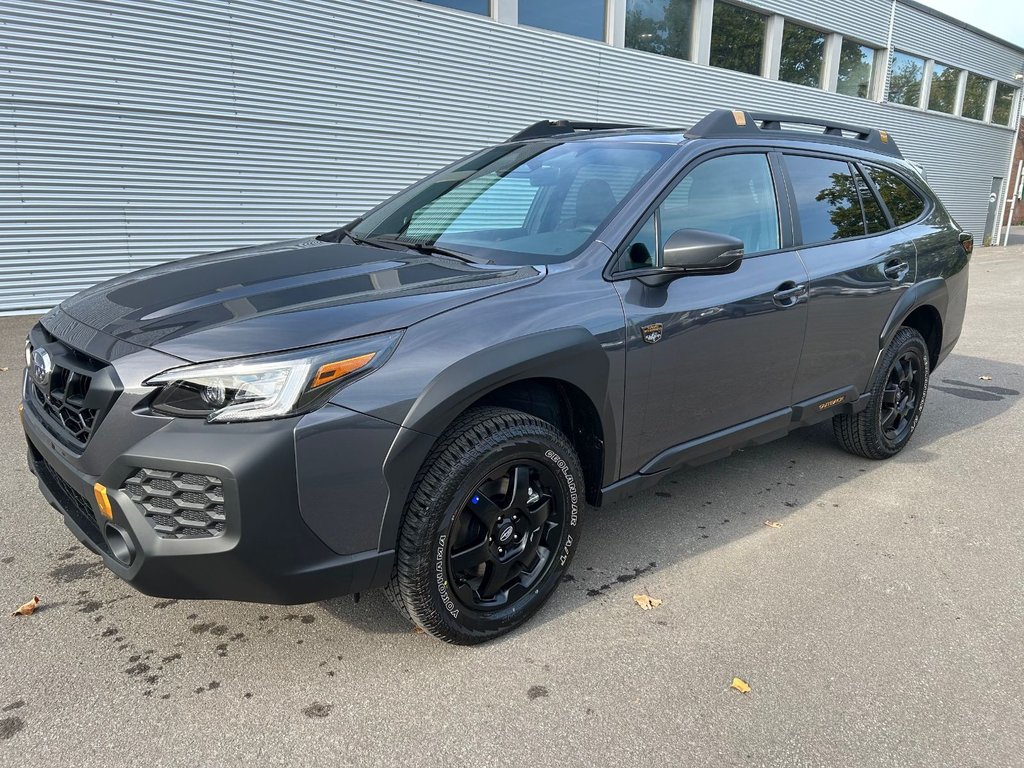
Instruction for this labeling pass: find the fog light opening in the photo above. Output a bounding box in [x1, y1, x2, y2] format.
[104, 524, 135, 566]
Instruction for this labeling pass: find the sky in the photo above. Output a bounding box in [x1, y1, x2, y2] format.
[916, 0, 1024, 49]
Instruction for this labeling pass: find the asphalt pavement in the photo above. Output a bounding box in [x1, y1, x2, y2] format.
[1, 246, 1022, 767]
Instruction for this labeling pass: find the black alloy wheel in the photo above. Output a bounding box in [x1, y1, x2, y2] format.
[880, 352, 922, 443]
[447, 461, 563, 611]
[833, 326, 930, 460]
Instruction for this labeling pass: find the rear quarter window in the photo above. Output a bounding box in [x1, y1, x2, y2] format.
[865, 166, 926, 226]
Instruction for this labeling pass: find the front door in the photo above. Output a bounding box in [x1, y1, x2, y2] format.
[612, 152, 809, 476]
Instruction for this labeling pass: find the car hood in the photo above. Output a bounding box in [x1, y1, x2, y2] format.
[56, 237, 543, 362]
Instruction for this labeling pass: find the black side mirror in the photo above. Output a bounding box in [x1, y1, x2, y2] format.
[636, 229, 744, 287]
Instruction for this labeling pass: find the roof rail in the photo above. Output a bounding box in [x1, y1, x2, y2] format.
[507, 119, 648, 142]
[685, 109, 903, 158]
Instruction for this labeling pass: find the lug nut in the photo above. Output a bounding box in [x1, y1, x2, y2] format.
[498, 547, 504, 555]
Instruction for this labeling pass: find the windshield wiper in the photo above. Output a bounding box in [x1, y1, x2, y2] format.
[403, 241, 493, 265]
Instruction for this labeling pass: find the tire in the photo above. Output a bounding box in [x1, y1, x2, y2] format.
[385, 407, 585, 644]
[832, 326, 930, 460]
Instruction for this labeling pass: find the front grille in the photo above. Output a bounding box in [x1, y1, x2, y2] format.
[30, 448, 112, 557]
[33, 367, 98, 445]
[27, 327, 118, 449]
[123, 468, 226, 539]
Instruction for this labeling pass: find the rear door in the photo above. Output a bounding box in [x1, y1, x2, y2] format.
[781, 153, 919, 402]
[613, 151, 809, 475]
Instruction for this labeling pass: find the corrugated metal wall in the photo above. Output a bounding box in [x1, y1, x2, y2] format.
[1, 0, 1019, 314]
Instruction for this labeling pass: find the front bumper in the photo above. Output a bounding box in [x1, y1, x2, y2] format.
[23, 397, 396, 605]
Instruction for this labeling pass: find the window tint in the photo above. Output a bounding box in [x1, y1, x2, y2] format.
[615, 153, 779, 272]
[888, 52, 925, 107]
[866, 167, 925, 226]
[709, 2, 765, 76]
[855, 169, 889, 234]
[962, 73, 990, 121]
[837, 41, 874, 99]
[625, 0, 693, 61]
[779, 21, 825, 88]
[519, 0, 606, 41]
[785, 155, 864, 243]
[928, 63, 961, 114]
[992, 82, 1017, 126]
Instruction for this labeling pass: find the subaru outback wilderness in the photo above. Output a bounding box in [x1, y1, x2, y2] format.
[22, 110, 970, 644]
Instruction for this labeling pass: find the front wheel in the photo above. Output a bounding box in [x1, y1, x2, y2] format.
[833, 326, 930, 459]
[385, 407, 584, 644]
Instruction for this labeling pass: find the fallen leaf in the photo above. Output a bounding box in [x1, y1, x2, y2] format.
[11, 595, 41, 617]
[979, 375, 993, 381]
[730, 677, 751, 694]
[412, 625, 425, 634]
[764, 520, 783, 529]
[633, 594, 662, 610]
[0, 367, 8, 372]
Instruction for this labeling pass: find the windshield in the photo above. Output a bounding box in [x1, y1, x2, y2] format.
[348, 141, 674, 265]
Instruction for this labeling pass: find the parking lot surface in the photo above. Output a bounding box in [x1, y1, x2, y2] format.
[1, 247, 1022, 767]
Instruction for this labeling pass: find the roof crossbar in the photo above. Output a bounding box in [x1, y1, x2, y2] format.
[685, 109, 903, 158]
[507, 119, 647, 142]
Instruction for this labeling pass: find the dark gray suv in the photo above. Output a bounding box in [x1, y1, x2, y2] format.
[22, 110, 971, 644]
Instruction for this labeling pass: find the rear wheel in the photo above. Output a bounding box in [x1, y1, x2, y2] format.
[385, 407, 584, 644]
[833, 326, 929, 459]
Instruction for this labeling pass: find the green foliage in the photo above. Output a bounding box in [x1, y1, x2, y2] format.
[779, 22, 824, 88]
[625, 0, 693, 60]
[709, 2, 764, 76]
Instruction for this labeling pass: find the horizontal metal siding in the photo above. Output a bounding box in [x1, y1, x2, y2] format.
[0, 0, 1018, 313]
[892, 3, 1024, 83]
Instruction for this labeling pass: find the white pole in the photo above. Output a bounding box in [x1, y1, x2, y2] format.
[1003, 158, 1023, 247]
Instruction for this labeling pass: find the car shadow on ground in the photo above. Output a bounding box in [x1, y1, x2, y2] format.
[320, 351, 1022, 637]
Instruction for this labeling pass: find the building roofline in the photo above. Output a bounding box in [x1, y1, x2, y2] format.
[898, 0, 1024, 61]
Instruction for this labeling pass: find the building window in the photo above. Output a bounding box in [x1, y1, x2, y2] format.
[992, 82, 1017, 126]
[836, 40, 874, 99]
[518, 0, 606, 41]
[625, 0, 694, 61]
[778, 21, 825, 88]
[961, 73, 990, 120]
[421, 0, 490, 14]
[709, 2, 766, 76]
[928, 63, 961, 114]
[888, 51, 925, 107]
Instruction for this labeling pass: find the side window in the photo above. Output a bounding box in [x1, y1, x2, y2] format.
[855, 168, 889, 234]
[784, 155, 864, 243]
[865, 166, 926, 226]
[616, 153, 780, 272]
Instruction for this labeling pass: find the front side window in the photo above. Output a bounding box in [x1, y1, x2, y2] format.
[865, 167, 925, 226]
[709, 2, 766, 76]
[837, 41, 874, 99]
[625, 0, 694, 61]
[888, 51, 925, 107]
[779, 21, 825, 88]
[992, 82, 1017, 126]
[518, 0, 606, 41]
[616, 153, 780, 271]
[962, 73, 991, 120]
[351, 142, 672, 264]
[784, 155, 865, 243]
[928, 63, 961, 114]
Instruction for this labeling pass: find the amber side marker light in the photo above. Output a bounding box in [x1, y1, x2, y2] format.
[93, 483, 113, 520]
[311, 353, 376, 389]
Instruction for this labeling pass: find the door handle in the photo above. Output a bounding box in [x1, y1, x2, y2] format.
[883, 259, 909, 281]
[772, 282, 807, 307]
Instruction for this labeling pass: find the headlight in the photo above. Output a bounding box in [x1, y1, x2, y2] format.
[145, 331, 402, 423]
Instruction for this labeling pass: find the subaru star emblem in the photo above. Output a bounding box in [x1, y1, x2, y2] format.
[31, 346, 54, 389]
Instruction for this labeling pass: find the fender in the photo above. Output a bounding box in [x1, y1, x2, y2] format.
[375, 327, 615, 553]
[878, 278, 947, 351]
[869, 277, 947, 388]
